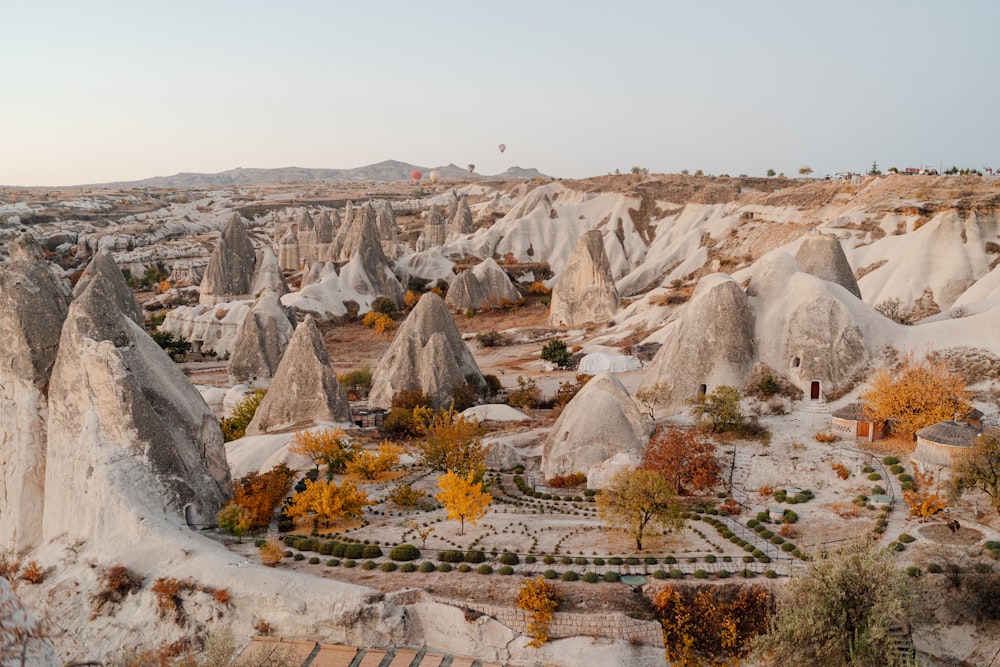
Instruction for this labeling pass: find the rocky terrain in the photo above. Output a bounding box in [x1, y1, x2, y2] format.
[2, 172, 1000, 666]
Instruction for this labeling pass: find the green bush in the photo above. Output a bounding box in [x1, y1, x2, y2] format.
[898, 534, 916, 544]
[783, 511, 798, 524]
[464, 549, 486, 564]
[625, 557, 640, 565]
[418, 561, 436, 572]
[773, 490, 787, 503]
[439, 550, 464, 563]
[497, 565, 513, 575]
[576, 557, 590, 566]
[543, 569, 558, 579]
[525, 555, 537, 564]
[905, 566, 923, 578]
[715, 570, 731, 579]
[317, 542, 335, 556]
[343, 559, 357, 568]
[741, 569, 756, 578]
[898, 473, 913, 483]
[326, 558, 340, 567]
[293, 553, 304, 561]
[868, 472, 882, 481]
[437, 562, 452, 573]
[901, 480, 915, 491]
[862, 465, 874, 473]
[663, 556, 677, 565]
[652, 570, 668, 579]
[344, 544, 364, 559]
[308, 557, 320, 565]
[743, 555, 755, 563]
[927, 563, 943, 574]
[889, 464, 904, 475]
[693, 569, 709, 579]
[389, 544, 421, 561]
[457, 564, 471, 573]
[765, 569, 778, 579]
[380, 561, 397, 572]
[477, 564, 493, 575]
[643, 557, 658, 565]
[704, 555, 717, 563]
[400, 563, 417, 573]
[561, 570, 579, 581]
[603, 571, 621, 582]
[362, 545, 383, 559]
[781, 542, 796, 552]
[583, 572, 600, 583]
[669, 569, 685, 579]
[561, 556, 574, 565]
[541, 338, 571, 368]
[332, 543, 347, 557]
[608, 557, 623, 566]
[499, 552, 520, 565]
[543, 555, 556, 565]
[986, 540, 1000, 550]
[361, 560, 377, 570]
[593, 557, 605, 566]
[882, 456, 899, 465]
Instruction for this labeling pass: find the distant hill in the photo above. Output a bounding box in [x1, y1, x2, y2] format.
[95, 160, 548, 189]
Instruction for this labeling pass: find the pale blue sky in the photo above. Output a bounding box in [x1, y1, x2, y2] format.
[2, 1, 997, 186]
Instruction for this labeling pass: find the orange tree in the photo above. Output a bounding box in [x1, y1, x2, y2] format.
[859, 351, 971, 439]
[290, 428, 355, 474]
[517, 577, 563, 648]
[597, 468, 684, 550]
[903, 468, 947, 519]
[642, 424, 722, 495]
[436, 469, 491, 535]
[654, 584, 772, 666]
[283, 478, 372, 529]
[232, 463, 296, 526]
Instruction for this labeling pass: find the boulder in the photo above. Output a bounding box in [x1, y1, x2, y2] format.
[795, 231, 861, 299]
[277, 227, 300, 272]
[228, 289, 296, 384]
[73, 250, 145, 326]
[444, 257, 521, 311]
[246, 315, 351, 434]
[547, 230, 619, 327]
[0, 234, 70, 550]
[639, 273, 757, 413]
[541, 373, 651, 482]
[369, 292, 483, 409]
[45, 269, 232, 544]
[200, 213, 256, 304]
[251, 245, 289, 297]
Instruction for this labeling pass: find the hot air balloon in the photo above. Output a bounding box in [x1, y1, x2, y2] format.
[498, 143, 506, 154]
[410, 170, 422, 183]
[467, 163, 475, 173]
[428, 169, 440, 183]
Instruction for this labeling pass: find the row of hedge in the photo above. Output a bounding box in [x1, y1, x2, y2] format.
[511, 475, 596, 502]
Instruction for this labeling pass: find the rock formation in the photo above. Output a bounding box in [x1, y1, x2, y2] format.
[450, 195, 475, 235]
[376, 201, 400, 258]
[795, 231, 862, 299]
[199, 213, 256, 304]
[541, 373, 651, 483]
[547, 230, 619, 327]
[45, 268, 232, 544]
[246, 315, 351, 434]
[297, 211, 317, 261]
[277, 227, 300, 272]
[301, 260, 327, 288]
[251, 245, 290, 297]
[228, 289, 296, 384]
[315, 210, 336, 260]
[0, 235, 70, 551]
[340, 208, 405, 307]
[369, 292, 483, 409]
[640, 273, 757, 412]
[73, 250, 145, 325]
[444, 257, 521, 311]
[416, 205, 449, 252]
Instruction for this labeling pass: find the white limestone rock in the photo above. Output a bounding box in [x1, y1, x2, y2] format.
[200, 213, 256, 304]
[547, 229, 619, 327]
[444, 257, 521, 312]
[44, 270, 232, 544]
[251, 245, 289, 297]
[277, 227, 300, 272]
[228, 289, 296, 384]
[245, 315, 351, 434]
[541, 373, 651, 482]
[73, 250, 144, 326]
[369, 292, 483, 409]
[795, 231, 861, 299]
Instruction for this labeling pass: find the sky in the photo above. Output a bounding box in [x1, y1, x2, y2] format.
[2, 1, 998, 186]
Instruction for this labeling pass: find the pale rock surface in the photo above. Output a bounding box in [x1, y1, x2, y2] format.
[277, 227, 300, 272]
[251, 245, 289, 297]
[541, 373, 651, 482]
[795, 230, 862, 299]
[200, 213, 256, 304]
[246, 315, 351, 434]
[0, 234, 70, 551]
[548, 229, 619, 327]
[640, 273, 757, 412]
[73, 250, 144, 325]
[302, 260, 327, 288]
[228, 289, 296, 384]
[460, 404, 531, 422]
[369, 292, 484, 409]
[44, 270, 232, 544]
[0, 577, 59, 666]
[375, 201, 400, 258]
[449, 195, 475, 235]
[587, 451, 641, 489]
[160, 299, 252, 358]
[416, 205, 448, 252]
[444, 257, 521, 311]
[297, 211, 317, 261]
[315, 210, 336, 260]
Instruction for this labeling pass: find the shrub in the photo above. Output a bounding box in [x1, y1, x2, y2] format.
[361, 560, 377, 570]
[308, 557, 320, 565]
[525, 555, 537, 564]
[704, 555, 717, 563]
[781, 542, 796, 552]
[693, 569, 709, 579]
[898, 534, 916, 544]
[871, 485, 886, 495]
[715, 570, 731, 579]
[862, 465, 874, 474]
[906, 566, 923, 578]
[475, 331, 507, 348]
[418, 561, 436, 573]
[389, 544, 421, 561]
[898, 473, 913, 483]
[400, 562, 417, 573]
[465, 549, 486, 563]
[543, 555, 556, 565]
[293, 553, 305, 561]
[437, 562, 452, 573]
[541, 338, 571, 368]
[560, 556, 574, 565]
[882, 456, 899, 465]
[343, 559, 357, 568]
[344, 544, 364, 559]
[889, 464, 905, 475]
[500, 552, 520, 565]
[583, 572, 600, 583]
[93, 565, 144, 615]
[477, 564, 494, 575]
[653, 570, 668, 579]
[221, 389, 266, 441]
[782, 511, 798, 524]
[603, 571, 621, 582]
[439, 550, 465, 563]
[561, 571, 579, 581]
[548, 472, 587, 488]
[608, 557, 624, 566]
[327, 558, 340, 567]
[543, 569, 558, 579]
[927, 563, 943, 574]
[457, 564, 471, 573]
[380, 562, 397, 572]
[868, 472, 882, 481]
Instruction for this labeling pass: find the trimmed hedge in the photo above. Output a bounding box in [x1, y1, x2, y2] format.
[389, 544, 420, 561]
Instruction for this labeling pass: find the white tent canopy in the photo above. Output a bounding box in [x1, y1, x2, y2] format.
[577, 352, 641, 373]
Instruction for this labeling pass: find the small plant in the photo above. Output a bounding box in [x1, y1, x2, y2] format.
[389, 543, 421, 561]
[437, 562, 452, 573]
[814, 432, 838, 443]
[830, 462, 850, 480]
[561, 570, 579, 581]
[518, 577, 563, 648]
[543, 569, 558, 579]
[898, 533, 916, 544]
[603, 571, 621, 582]
[380, 561, 397, 572]
[477, 564, 494, 575]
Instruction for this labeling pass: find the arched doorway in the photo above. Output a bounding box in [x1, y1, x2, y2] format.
[810, 381, 821, 401]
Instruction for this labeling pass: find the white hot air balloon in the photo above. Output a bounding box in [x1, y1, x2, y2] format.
[429, 169, 440, 183]
[498, 143, 506, 154]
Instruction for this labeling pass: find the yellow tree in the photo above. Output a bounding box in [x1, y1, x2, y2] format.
[284, 478, 372, 528]
[860, 352, 971, 439]
[347, 441, 403, 480]
[418, 409, 488, 478]
[290, 428, 355, 473]
[597, 468, 685, 551]
[436, 469, 491, 535]
[903, 468, 947, 519]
